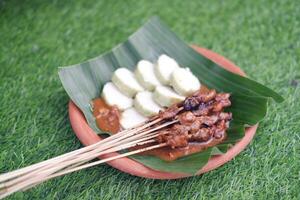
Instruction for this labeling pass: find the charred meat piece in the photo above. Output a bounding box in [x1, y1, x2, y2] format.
[212, 100, 231, 112]
[166, 133, 189, 148]
[183, 97, 199, 111]
[156, 130, 171, 143]
[198, 115, 219, 126]
[157, 126, 190, 148]
[193, 102, 212, 116]
[212, 93, 231, 112]
[213, 129, 225, 139]
[190, 128, 212, 142]
[179, 111, 196, 125]
[194, 89, 216, 103]
[215, 93, 230, 101]
[219, 112, 232, 121]
[189, 119, 202, 134]
[171, 124, 190, 134]
[159, 104, 181, 119]
[213, 120, 227, 139]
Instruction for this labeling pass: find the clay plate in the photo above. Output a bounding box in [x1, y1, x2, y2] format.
[68, 45, 258, 179]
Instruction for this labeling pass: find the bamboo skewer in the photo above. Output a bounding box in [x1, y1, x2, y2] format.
[7, 119, 174, 187]
[0, 142, 167, 199]
[0, 118, 172, 184]
[1, 136, 157, 191]
[0, 118, 162, 184]
[45, 143, 167, 181]
[0, 118, 174, 189]
[18, 138, 158, 192]
[1, 132, 159, 190]
[0, 116, 177, 199]
[0, 139, 165, 196]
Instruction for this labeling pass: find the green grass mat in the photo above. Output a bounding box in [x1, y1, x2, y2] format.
[0, 0, 299, 199]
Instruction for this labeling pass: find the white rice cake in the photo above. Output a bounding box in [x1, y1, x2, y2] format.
[170, 67, 201, 96]
[154, 54, 180, 85]
[134, 91, 163, 117]
[101, 82, 133, 111]
[135, 60, 161, 90]
[112, 68, 144, 97]
[153, 86, 185, 107]
[120, 107, 147, 129]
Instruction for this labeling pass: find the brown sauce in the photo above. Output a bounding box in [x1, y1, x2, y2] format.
[92, 98, 120, 134]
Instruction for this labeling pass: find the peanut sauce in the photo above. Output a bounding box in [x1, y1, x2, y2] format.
[92, 98, 120, 134]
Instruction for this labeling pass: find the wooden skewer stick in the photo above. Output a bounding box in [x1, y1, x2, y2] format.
[0, 118, 162, 184]
[0, 115, 177, 199]
[0, 143, 167, 199]
[0, 131, 160, 190]
[1, 137, 157, 197]
[0, 102, 182, 184]
[51, 143, 167, 179]
[0, 119, 177, 196]
[0, 118, 174, 190]
[14, 138, 158, 193]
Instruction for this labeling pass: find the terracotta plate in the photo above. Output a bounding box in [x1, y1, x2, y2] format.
[68, 45, 258, 179]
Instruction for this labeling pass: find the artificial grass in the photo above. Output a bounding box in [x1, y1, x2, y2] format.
[0, 0, 299, 199]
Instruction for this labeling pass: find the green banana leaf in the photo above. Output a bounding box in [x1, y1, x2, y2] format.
[58, 17, 283, 175]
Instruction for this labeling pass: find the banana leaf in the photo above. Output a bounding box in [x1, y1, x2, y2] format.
[58, 17, 283, 174]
